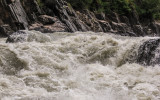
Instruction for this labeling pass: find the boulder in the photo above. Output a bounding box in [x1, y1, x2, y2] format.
[6, 30, 28, 43]
[6, 30, 51, 43]
[137, 39, 160, 65]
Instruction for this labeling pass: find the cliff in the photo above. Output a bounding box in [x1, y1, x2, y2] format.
[0, 0, 160, 37]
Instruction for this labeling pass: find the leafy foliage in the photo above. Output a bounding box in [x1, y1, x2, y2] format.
[36, 0, 44, 7]
[67, 0, 133, 15]
[66, 0, 93, 10]
[110, 0, 134, 15]
[135, 0, 160, 20]
[67, 0, 160, 20]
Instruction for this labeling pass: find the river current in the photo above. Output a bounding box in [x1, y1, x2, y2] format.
[0, 31, 160, 100]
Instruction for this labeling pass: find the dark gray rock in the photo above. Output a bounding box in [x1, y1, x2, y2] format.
[44, 0, 88, 32]
[133, 25, 145, 36]
[6, 30, 51, 43]
[8, 0, 29, 29]
[21, 0, 43, 22]
[0, 0, 28, 33]
[0, 24, 14, 37]
[137, 39, 160, 65]
[6, 30, 28, 43]
[0, 0, 159, 37]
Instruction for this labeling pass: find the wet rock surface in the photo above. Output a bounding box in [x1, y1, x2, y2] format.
[6, 30, 28, 43]
[137, 39, 160, 66]
[6, 30, 51, 43]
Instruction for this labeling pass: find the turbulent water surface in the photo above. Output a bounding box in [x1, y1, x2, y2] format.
[0, 31, 160, 100]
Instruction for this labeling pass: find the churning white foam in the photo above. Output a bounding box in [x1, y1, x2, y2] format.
[0, 31, 160, 100]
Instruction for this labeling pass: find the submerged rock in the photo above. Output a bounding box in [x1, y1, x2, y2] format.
[6, 30, 51, 43]
[6, 30, 28, 43]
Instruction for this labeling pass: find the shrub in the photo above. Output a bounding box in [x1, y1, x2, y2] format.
[67, 0, 160, 20]
[135, 0, 160, 20]
[36, 0, 44, 7]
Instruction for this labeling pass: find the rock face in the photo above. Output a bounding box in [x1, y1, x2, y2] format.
[0, 0, 28, 30]
[1, 0, 160, 36]
[29, 16, 67, 33]
[0, 24, 14, 37]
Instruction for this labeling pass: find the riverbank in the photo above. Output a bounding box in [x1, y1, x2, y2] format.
[0, 0, 160, 37]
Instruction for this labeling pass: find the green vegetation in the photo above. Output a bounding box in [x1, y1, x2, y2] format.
[36, 0, 44, 8]
[66, 0, 134, 14]
[135, 0, 160, 20]
[67, 0, 160, 20]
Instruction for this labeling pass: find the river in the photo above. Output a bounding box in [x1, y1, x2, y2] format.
[0, 31, 160, 100]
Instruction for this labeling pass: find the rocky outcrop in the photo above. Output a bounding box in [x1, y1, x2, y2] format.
[0, 24, 14, 36]
[29, 16, 67, 33]
[1, 0, 160, 37]
[21, 0, 43, 23]
[43, 0, 89, 32]
[0, 0, 68, 35]
[0, 0, 24, 32]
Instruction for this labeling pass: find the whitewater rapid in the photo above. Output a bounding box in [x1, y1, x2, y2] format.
[0, 31, 160, 100]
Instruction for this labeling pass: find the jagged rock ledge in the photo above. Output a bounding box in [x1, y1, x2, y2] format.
[0, 0, 160, 37]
